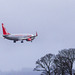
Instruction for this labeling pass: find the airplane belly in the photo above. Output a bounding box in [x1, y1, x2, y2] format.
[3, 35, 19, 41]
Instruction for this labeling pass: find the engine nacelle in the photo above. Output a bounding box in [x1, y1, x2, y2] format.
[26, 38, 32, 41]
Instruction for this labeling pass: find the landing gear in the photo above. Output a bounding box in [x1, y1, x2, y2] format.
[13, 40, 16, 43]
[21, 40, 23, 43]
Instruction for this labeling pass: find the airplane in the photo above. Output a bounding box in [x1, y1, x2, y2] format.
[1, 23, 38, 43]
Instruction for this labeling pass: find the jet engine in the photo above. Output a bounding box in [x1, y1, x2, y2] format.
[26, 38, 32, 41]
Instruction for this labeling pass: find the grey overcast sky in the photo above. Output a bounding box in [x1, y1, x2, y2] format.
[0, 0, 75, 71]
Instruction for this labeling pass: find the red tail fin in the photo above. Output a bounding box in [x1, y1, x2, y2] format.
[2, 23, 10, 35]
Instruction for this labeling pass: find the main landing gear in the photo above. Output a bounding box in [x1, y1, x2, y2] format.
[13, 40, 24, 43]
[13, 40, 16, 43]
[21, 40, 23, 43]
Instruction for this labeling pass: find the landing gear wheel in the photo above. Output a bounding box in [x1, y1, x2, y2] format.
[21, 40, 23, 43]
[13, 40, 16, 43]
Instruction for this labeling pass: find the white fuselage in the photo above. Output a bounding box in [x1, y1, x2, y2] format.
[3, 34, 35, 41]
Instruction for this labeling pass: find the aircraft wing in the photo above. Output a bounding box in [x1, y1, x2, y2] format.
[18, 36, 35, 40]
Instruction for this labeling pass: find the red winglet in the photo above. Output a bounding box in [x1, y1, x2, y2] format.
[36, 32, 38, 36]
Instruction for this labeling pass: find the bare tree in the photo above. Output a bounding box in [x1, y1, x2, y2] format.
[59, 48, 75, 75]
[34, 48, 75, 75]
[34, 54, 54, 75]
[52, 48, 75, 75]
[53, 54, 67, 75]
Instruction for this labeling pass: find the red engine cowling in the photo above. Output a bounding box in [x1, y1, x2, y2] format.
[26, 38, 32, 41]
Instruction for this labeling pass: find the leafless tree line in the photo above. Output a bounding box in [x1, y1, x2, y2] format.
[34, 48, 75, 75]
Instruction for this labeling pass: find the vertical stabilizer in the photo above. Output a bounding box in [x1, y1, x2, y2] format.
[2, 23, 10, 35]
